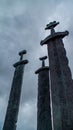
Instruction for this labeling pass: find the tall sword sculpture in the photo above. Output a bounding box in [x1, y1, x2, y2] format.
[2, 50, 28, 130]
[35, 56, 52, 130]
[40, 21, 73, 130]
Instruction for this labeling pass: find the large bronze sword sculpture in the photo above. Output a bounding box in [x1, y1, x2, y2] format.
[2, 50, 28, 130]
[41, 21, 73, 130]
[35, 56, 52, 130]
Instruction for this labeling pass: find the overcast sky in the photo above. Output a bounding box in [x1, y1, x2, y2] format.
[0, 0, 73, 130]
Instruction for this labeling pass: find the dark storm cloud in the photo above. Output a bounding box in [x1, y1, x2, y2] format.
[0, 0, 73, 130]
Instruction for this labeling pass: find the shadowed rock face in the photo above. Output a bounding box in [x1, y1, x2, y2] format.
[2, 50, 28, 130]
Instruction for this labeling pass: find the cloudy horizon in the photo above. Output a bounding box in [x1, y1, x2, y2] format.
[0, 0, 73, 130]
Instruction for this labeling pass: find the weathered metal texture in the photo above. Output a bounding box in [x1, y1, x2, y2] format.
[35, 57, 52, 130]
[40, 22, 73, 130]
[37, 68, 52, 130]
[2, 50, 28, 130]
[47, 39, 73, 130]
